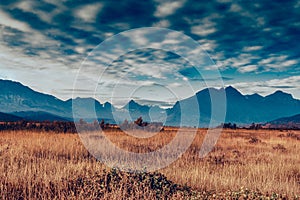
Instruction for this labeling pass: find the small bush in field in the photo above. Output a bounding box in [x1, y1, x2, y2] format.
[67, 168, 192, 199]
[249, 136, 261, 144]
[272, 144, 287, 152]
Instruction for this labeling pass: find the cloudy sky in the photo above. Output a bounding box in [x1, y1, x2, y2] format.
[0, 0, 300, 107]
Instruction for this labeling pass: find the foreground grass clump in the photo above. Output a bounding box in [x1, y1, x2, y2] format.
[191, 187, 295, 199]
[4, 167, 296, 199]
[2, 168, 191, 199]
[67, 168, 191, 199]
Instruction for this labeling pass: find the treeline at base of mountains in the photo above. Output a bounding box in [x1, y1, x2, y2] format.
[221, 122, 300, 130]
[1, 118, 300, 133]
[0, 117, 164, 133]
[0, 120, 77, 133]
[0, 120, 121, 133]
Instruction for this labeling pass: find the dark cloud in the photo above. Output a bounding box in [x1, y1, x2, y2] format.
[1, 0, 299, 71]
[269, 85, 296, 89]
[0, 0, 300, 101]
[179, 67, 201, 80]
[135, 99, 174, 107]
[158, 0, 300, 73]
[222, 76, 233, 81]
[96, 0, 157, 27]
[8, 8, 49, 30]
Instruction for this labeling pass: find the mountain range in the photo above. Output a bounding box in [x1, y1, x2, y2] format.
[270, 113, 300, 124]
[0, 112, 22, 122]
[1, 79, 300, 127]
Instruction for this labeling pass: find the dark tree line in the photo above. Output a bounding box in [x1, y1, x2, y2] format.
[0, 119, 119, 133]
[248, 123, 262, 130]
[222, 123, 237, 129]
[221, 122, 300, 130]
[76, 119, 118, 131]
[0, 120, 77, 133]
[222, 122, 261, 130]
[0, 117, 165, 133]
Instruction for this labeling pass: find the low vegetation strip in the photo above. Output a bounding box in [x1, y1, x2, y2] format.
[0, 130, 299, 199]
[2, 168, 298, 199]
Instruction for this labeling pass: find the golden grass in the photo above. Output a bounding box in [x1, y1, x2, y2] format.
[0, 129, 299, 199]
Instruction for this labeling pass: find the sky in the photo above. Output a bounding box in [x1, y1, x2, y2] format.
[0, 0, 300, 107]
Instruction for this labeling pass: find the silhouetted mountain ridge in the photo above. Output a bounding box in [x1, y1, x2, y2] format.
[167, 86, 300, 126]
[269, 113, 300, 124]
[0, 112, 22, 122]
[12, 111, 70, 122]
[1, 79, 300, 126]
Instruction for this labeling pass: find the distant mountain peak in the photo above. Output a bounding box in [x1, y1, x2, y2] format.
[225, 86, 243, 97]
[225, 85, 235, 90]
[248, 93, 262, 97]
[104, 102, 112, 106]
[274, 90, 289, 95]
[124, 99, 142, 108]
[103, 102, 114, 110]
[196, 87, 220, 96]
[245, 93, 264, 101]
[266, 90, 293, 99]
[225, 85, 238, 92]
[274, 90, 285, 94]
[0, 79, 20, 84]
[0, 79, 32, 93]
[129, 99, 137, 104]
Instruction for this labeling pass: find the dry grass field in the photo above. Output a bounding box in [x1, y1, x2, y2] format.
[0, 128, 299, 199]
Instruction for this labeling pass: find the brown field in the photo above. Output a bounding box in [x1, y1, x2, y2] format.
[0, 129, 299, 199]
